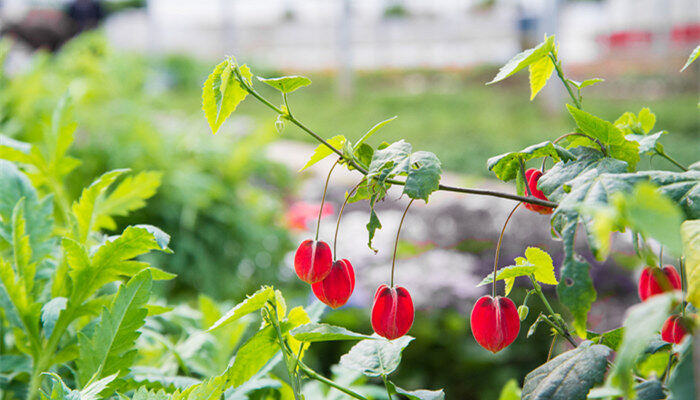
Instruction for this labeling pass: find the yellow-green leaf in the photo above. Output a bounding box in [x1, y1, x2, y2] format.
[257, 75, 311, 93]
[681, 220, 700, 307]
[528, 56, 555, 100]
[299, 135, 346, 171]
[202, 60, 252, 134]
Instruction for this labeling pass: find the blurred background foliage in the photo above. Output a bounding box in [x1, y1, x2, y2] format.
[0, 31, 697, 399]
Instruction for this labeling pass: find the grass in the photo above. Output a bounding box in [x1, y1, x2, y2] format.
[162, 60, 699, 175]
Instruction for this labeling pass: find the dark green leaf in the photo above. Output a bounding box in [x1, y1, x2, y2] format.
[368, 140, 442, 201]
[521, 341, 611, 400]
[487, 141, 575, 182]
[586, 327, 623, 351]
[635, 379, 665, 400]
[41, 297, 67, 338]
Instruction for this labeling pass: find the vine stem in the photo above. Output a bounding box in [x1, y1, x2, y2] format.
[391, 199, 414, 287]
[548, 52, 582, 109]
[553, 132, 608, 157]
[529, 276, 577, 348]
[334, 181, 363, 258]
[233, 65, 558, 209]
[297, 360, 370, 400]
[657, 150, 688, 172]
[315, 159, 340, 241]
[492, 202, 522, 297]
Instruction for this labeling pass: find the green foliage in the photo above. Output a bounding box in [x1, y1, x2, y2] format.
[682, 220, 700, 307]
[206, 286, 274, 331]
[291, 323, 375, 342]
[339, 335, 413, 377]
[528, 56, 555, 100]
[258, 75, 311, 93]
[478, 247, 558, 295]
[486, 141, 574, 182]
[521, 341, 610, 400]
[202, 59, 251, 134]
[487, 35, 555, 85]
[300, 135, 346, 171]
[680, 45, 700, 71]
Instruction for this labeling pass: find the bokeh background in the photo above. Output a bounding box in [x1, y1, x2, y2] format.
[1, 0, 698, 398]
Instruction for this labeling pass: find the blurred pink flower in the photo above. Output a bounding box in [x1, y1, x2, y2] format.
[285, 201, 335, 231]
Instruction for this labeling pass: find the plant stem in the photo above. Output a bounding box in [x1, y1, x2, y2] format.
[391, 199, 414, 287]
[297, 360, 370, 400]
[381, 375, 393, 400]
[315, 159, 340, 241]
[553, 132, 608, 157]
[492, 203, 522, 297]
[548, 53, 582, 109]
[268, 303, 303, 400]
[547, 335, 557, 362]
[333, 181, 362, 258]
[657, 150, 688, 172]
[519, 157, 532, 197]
[679, 257, 687, 317]
[234, 65, 558, 209]
[528, 275, 577, 347]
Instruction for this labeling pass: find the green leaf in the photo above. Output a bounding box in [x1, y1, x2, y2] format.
[668, 339, 695, 400]
[615, 108, 656, 135]
[681, 219, 700, 308]
[497, 379, 521, 400]
[11, 199, 34, 290]
[566, 105, 639, 170]
[339, 335, 413, 377]
[72, 169, 128, 243]
[368, 140, 442, 201]
[95, 171, 162, 231]
[42, 372, 118, 400]
[521, 341, 611, 400]
[172, 374, 226, 400]
[626, 131, 666, 155]
[586, 327, 623, 352]
[207, 286, 274, 332]
[487, 141, 574, 182]
[568, 78, 604, 89]
[478, 247, 558, 295]
[41, 297, 67, 338]
[291, 323, 375, 342]
[529, 56, 555, 100]
[202, 59, 252, 134]
[131, 388, 171, 400]
[299, 135, 346, 171]
[634, 379, 665, 400]
[488, 35, 555, 85]
[257, 75, 311, 93]
[77, 270, 152, 385]
[608, 293, 675, 395]
[680, 45, 700, 71]
[386, 381, 445, 400]
[354, 116, 397, 150]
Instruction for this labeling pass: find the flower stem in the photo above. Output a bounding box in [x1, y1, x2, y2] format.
[529, 275, 577, 347]
[549, 52, 582, 109]
[391, 199, 414, 287]
[297, 360, 370, 400]
[657, 150, 688, 172]
[316, 159, 340, 241]
[334, 181, 363, 258]
[492, 203, 522, 297]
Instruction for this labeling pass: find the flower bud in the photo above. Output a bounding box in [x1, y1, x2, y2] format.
[371, 285, 414, 340]
[638, 265, 682, 301]
[312, 259, 355, 308]
[294, 239, 332, 284]
[517, 305, 529, 321]
[661, 314, 690, 344]
[470, 295, 520, 353]
[523, 168, 554, 215]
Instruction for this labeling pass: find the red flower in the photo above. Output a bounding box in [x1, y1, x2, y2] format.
[523, 168, 554, 215]
[638, 265, 682, 301]
[661, 315, 690, 344]
[285, 202, 334, 231]
[294, 240, 332, 284]
[371, 285, 414, 340]
[312, 259, 355, 308]
[470, 295, 520, 353]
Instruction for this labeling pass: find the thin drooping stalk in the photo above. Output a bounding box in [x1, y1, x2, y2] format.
[333, 181, 363, 258]
[548, 52, 582, 109]
[233, 65, 558, 209]
[529, 276, 577, 347]
[492, 203, 522, 297]
[519, 157, 533, 197]
[315, 159, 340, 241]
[547, 335, 557, 362]
[391, 199, 414, 287]
[657, 150, 688, 172]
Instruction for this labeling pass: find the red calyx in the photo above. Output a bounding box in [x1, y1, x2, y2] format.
[523, 168, 554, 215]
[661, 314, 690, 344]
[638, 265, 682, 301]
[470, 295, 520, 353]
[312, 259, 355, 308]
[371, 285, 414, 340]
[294, 239, 332, 284]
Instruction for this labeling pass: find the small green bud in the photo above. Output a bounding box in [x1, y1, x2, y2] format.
[275, 115, 285, 133]
[517, 305, 529, 321]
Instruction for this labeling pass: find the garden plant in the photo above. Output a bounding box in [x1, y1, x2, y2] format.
[0, 34, 698, 400]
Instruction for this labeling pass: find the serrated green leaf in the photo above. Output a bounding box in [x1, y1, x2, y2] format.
[257, 75, 311, 93]
[479, 247, 557, 295]
[386, 381, 445, 400]
[680, 45, 700, 71]
[486, 141, 574, 182]
[626, 131, 666, 155]
[172, 374, 225, 400]
[586, 327, 623, 352]
[77, 270, 152, 385]
[488, 35, 555, 85]
[568, 78, 604, 89]
[202, 60, 252, 134]
[339, 335, 413, 377]
[566, 105, 639, 170]
[41, 297, 67, 338]
[529, 56, 554, 100]
[522, 341, 610, 400]
[72, 169, 128, 243]
[11, 199, 34, 291]
[130, 387, 171, 400]
[291, 323, 375, 342]
[608, 293, 674, 395]
[299, 135, 346, 171]
[95, 171, 162, 231]
[207, 286, 274, 332]
[681, 219, 700, 308]
[368, 140, 441, 201]
[42, 372, 118, 400]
